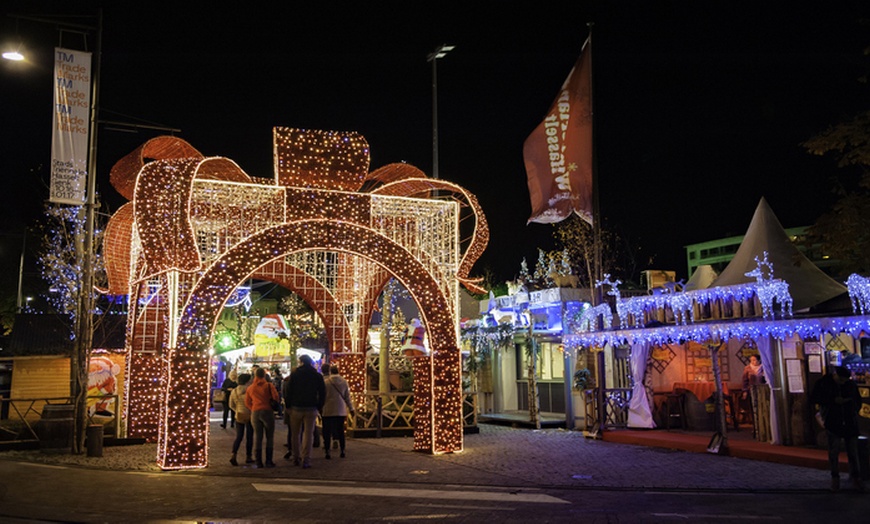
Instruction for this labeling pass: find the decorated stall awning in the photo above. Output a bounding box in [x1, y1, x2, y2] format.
[564, 315, 870, 349]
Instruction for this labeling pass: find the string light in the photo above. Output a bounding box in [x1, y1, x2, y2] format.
[256, 259, 354, 353]
[372, 178, 490, 295]
[273, 127, 370, 191]
[109, 136, 205, 200]
[104, 129, 486, 468]
[565, 315, 870, 351]
[331, 352, 366, 412]
[572, 254, 798, 333]
[164, 220, 458, 465]
[744, 251, 793, 319]
[413, 357, 433, 451]
[575, 275, 615, 331]
[846, 273, 870, 314]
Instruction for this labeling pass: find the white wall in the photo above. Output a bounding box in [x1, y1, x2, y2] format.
[501, 343, 519, 410]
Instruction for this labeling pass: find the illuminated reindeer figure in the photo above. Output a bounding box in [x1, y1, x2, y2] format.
[600, 273, 638, 329]
[665, 279, 694, 325]
[846, 273, 870, 315]
[575, 274, 616, 332]
[745, 251, 793, 319]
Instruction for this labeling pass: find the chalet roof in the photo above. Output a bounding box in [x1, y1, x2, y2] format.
[2, 313, 127, 357]
[711, 197, 847, 311]
[685, 264, 718, 291]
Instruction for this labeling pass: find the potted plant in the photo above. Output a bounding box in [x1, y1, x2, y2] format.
[573, 368, 592, 391]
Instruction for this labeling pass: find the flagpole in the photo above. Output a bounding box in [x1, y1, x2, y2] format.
[588, 22, 602, 306]
[586, 21, 608, 434]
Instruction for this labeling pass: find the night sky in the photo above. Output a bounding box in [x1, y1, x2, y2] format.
[2, 1, 869, 294]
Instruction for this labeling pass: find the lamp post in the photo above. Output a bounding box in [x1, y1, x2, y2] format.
[5, 9, 102, 454]
[426, 44, 454, 181]
[16, 229, 25, 312]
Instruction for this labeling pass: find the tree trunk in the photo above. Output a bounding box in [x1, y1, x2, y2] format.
[72, 204, 94, 455]
[527, 334, 541, 429]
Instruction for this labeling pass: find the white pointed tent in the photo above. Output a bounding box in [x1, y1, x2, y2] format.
[684, 264, 718, 291]
[711, 197, 846, 311]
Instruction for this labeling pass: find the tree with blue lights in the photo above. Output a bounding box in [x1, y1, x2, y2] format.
[33, 203, 106, 323]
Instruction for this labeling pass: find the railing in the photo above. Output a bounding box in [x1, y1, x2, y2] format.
[352, 392, 415, 434]
[0, 396, 71, 444]
[0, 394, 122, 445]
[348, 391, 479, 436]
[583, 389, 597, 430]
[462, 392, 479, 427]
[603, 387, 632, 428]
[582, 387, 633, 430]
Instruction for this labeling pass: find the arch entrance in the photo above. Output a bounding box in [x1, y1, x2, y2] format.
[103, 130, 488, 469]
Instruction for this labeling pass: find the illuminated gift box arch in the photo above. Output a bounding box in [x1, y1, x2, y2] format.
[104, 130, 488, 468]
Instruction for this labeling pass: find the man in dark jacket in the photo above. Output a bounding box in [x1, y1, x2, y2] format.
[809, 366, 863, 492]
[284, 354, 326, 468]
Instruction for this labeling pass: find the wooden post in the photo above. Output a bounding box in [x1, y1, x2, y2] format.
[379, 281, 393, 398]
[709, 342, 728, 452]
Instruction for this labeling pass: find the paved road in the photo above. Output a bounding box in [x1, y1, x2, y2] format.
[1, 418, 867, 522]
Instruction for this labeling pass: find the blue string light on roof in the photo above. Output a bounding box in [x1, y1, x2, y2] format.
[846, 273, 870, 315]
[564, 316, 870, 350]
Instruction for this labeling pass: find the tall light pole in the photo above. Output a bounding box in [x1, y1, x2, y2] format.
[427, 44, 454, 181]
[16, 230, 25, 312]
[5, 9, 102, 454]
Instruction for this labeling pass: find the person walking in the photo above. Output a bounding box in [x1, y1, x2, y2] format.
[245, 367, 280, 468]
[272, 367, 285, 418]
[322, 363, 355, 459]
[285, 354, 325, 469]
[228, 373, 254, 466]
[220, 368, 238, 429]
[282, 371, 293, 460]
[809, 366, 864, 492]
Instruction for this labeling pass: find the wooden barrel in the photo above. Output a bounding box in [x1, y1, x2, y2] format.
[86, 424, 104, 457]
[35, 404, 74, 453]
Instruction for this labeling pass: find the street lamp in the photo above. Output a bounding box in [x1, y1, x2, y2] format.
[2, 18, 25, 61]
[5, 9, 102, 454]
[2, 48, 23, 61]
[426, 44, 454, 181]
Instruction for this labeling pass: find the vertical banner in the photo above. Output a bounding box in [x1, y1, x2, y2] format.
[524, 37, 593, 225]
[50, 47, 92, 205]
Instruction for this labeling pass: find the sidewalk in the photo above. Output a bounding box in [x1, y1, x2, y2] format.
[480, 410, 856, 474]
[601, 428, 856, 472]
[177, 416, 864, 491]
[0, 412, 854, 492]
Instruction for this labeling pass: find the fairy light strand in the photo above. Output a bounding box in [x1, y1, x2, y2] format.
[108, 129, 482, 468]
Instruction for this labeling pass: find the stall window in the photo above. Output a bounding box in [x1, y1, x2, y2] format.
[517, 341, 565, 381]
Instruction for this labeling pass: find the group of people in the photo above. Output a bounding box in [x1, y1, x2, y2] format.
[223, 355, 355, 469]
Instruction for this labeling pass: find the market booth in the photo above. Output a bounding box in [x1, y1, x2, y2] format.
[567, 198, 869, 449]
[209, 312, 329, 405]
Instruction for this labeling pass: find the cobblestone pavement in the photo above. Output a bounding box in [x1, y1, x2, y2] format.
[1, 413, 842, 493]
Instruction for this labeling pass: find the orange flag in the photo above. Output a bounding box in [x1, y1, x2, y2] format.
[524, 36, 593, 225]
